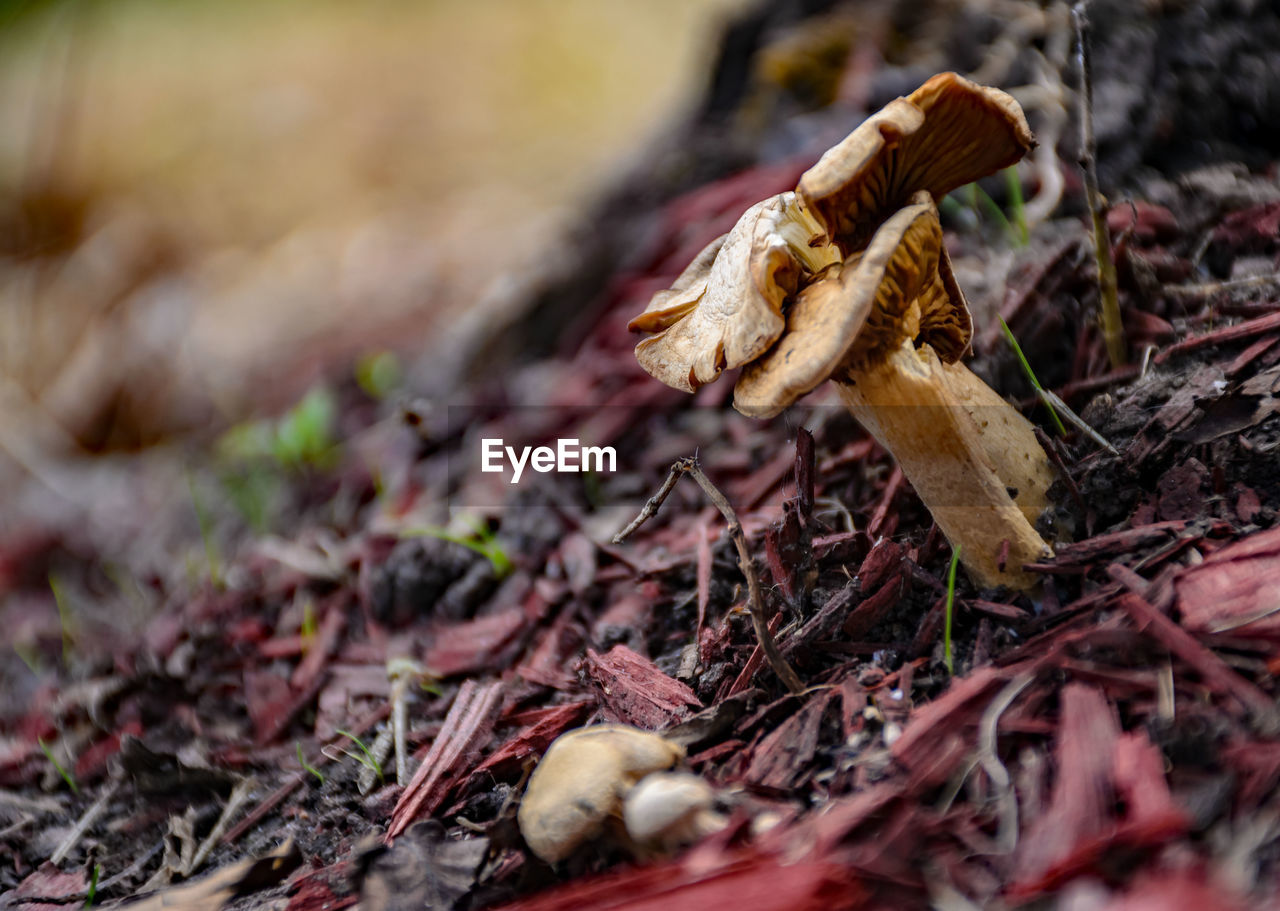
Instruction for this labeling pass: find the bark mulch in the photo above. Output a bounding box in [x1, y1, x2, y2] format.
[4, 1, 1280, 909]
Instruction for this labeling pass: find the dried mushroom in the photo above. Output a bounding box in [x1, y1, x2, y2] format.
[629, 73, 1054, 590]
[517, 725, 684, 863]
[630, 192, 838, 392]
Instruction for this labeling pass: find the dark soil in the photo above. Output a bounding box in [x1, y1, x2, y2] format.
[4, 2, 1280, 910]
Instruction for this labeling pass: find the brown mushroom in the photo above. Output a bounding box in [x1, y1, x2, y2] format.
[628, 74, 1054, 589]
[629, 191, 839, 393]
[735, 193, 1053, 588]
[516, 725, 684, 864]
[798, 71, 1035, 251]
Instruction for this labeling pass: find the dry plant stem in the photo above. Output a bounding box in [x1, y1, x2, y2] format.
[838, 343, 1053, 590]
[50, 781, 118, 866]
[1072, 1, 1125, 368]
[187, 776, 257, 876]
[976, 672, 1035, 854]
[390, 672, 412, 786]
[614, 458, 804, 694]
[1039, 387, 1118, 454]
[1164, 273, 1280, 300]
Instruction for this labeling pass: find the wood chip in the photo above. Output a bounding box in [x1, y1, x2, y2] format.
[585, 645, 702, 729]
[387, 680, 504, 839]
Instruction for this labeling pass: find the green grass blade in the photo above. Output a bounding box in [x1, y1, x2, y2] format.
[37, 737, 78, 793]
[944, 547, 962, 676]
[297, 742, 325, 784]
[84, 863, 101, 907]
[335, 728, 383, 781]
[403, 525, 513, 578]
[998, 317, 1068, 437]
[1004, 166, 1029, 246]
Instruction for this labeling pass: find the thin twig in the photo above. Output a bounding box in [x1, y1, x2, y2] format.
[1163, 273, 1280, 300]
[976, 672, 1035, 854]
[1038, 388, 1118, 454]
[186, 776, 257, 876]
[612, 464, 685, 544]
[98, 838, 164, 893]
[50, 781, 118, 866]
[614, 457, 804, 694]
[1072, 1, 1125, 368]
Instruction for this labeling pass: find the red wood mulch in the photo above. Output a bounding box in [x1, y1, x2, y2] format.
[5, 114, 1280, 911]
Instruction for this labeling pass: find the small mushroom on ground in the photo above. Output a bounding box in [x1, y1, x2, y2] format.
[735, 193, 1053, 588]
[517, 725, 684, 864]
[629, 73, 1054, 589]
[622, 771, 728, 854]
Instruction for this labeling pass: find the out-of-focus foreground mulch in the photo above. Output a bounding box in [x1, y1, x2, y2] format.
[4, 1, 1280, 909]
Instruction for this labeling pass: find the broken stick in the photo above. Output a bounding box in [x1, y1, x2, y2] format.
[614, 457, 805, 694]
[1073, 1, 1126, 368]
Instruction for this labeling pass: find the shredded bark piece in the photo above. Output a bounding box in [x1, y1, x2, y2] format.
[586, 645, 702, 729]
[387, 680, 504, 840]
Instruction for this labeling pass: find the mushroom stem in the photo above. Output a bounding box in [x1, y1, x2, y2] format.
[837, 341, 1054, 589]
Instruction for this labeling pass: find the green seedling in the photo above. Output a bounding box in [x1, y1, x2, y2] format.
[335, 729, 383, 782]
[944, 546, 962, 676]
[1004, 166, 1029, 246]
[271, 386, 340, 469]
[38, 736, 78, 793]
[998, 317, 1068, 437]
[297, 742, 325, 785]
[47, 573, 75, 665]
[404, 517, 513, 578]
[187, 474, 224, 588]
[300, 600, 318, 653]
[354, 351, 402, 400]
[84, 863, 101, 908]
[217, 386, 340, 470]
[941, 168, 1026, 247]
[216, 385, 342, 531]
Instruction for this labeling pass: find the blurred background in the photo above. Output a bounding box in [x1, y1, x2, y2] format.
[3, 0, 1277, 579]
[0, 0, 747, 452]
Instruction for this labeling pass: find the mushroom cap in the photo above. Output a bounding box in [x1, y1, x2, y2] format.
[622, 771, 720, 846]
[797, 72, 1034, 248]
[517, 725, 684, 864]
[631, 192, 816, 393]
[627, 233, 727, 334]
[734, 192, 970, 418]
